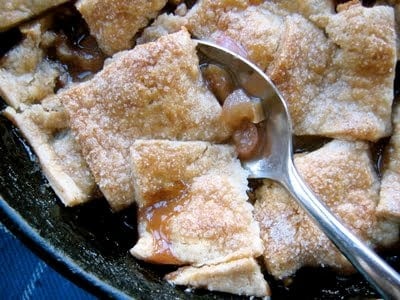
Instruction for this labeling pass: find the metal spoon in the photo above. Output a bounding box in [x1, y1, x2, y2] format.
[196, 39, 400, 299]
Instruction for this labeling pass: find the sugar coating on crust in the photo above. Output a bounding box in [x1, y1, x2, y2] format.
[76, 0, 167, 55]
[3, 100, 98, 206]
[184, 1, 285, 70]
[378, 103, 400, 221]
[266, 0, 334, 17]
[137, 13, 188, 45]
[60, 30, 231, 211]
[0, 21, 65, 109]
[0, 0, 67, 30]
[302, 3, 396, 140]
[254, 140, 399, 279]
[266, 13, 335, 136]
[165, 258, 270, 297]
[130, 139, 246, 208]
[140, 1, 396, 141]
[130, 140, 263, 267]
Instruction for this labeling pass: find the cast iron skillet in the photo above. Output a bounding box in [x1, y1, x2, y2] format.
[1, 14, 400, 300]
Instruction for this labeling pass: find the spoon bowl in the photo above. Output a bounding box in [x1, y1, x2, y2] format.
[196, 39, 400, 299]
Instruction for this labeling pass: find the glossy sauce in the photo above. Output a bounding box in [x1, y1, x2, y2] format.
[53, 33, 105, 81]
[139, 183, 189, 265]
[47, 4, 106, 83]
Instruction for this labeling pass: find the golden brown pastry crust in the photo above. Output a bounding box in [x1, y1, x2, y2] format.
[3, 100, 97, 206]
[271, 2, 396, 141]
[60, 30, 231, 211]
[75, 0, 167, 55]
[314, 3, 395, 140]
[0, 1, 398, 296]
[378, 103, 400, 221]
[0, 22, 64, 109]
[377, 0, 400, 63]
[130, 140, 245, 208]
[254, 140, 399, 279]
[137, 13, 188, 45]
[0, 18, 99, 207]
[130, 140, 263, 266]
[185, 0, 285, 70]
[267, 13, 334, 135]
[0, 0, 67, 31]
[145, 1, 396, 141]
[266, 0, 334, 19]
[165, 258, 270, 297]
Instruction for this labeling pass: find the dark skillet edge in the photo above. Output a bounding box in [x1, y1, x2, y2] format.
[0, 195, 132, 300]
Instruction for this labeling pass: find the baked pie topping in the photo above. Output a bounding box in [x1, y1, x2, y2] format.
[0, 0, 68, 31]
[141, 0, 396, 140]
[1, 0, 399, 297]
[166, 257, 270, 297]
[4, 100, 98, 206]
[254, 140, 399, 279]
[59, 29, 231, 211]
[75, 0, 168, 55]
[130, 140, 263, 266]
[378, 103, 400, 221]
[0, 21, 66, 109]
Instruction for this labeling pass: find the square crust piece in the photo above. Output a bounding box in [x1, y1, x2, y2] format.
[165, 258, 270, 297]
[143, 1, 396, 141]
[254, 140, 399, 279]
[60, 30, 231, 211]
[130, 140, 263, 267]
[0, 0, 67, 30]
[75, 0, 167, 55]
[4, 99, 98, 206]
[378, 102, 400, 221]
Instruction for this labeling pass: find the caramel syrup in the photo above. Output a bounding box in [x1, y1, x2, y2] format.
[46, 4, 106, 82]
[139, 182, 189, 265]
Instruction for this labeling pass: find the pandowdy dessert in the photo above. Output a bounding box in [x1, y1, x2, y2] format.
[142, 0, 396, 140]
[59, 30, 231, 211]
[1, 0, 399, 298]
[130, 139, 268, 296]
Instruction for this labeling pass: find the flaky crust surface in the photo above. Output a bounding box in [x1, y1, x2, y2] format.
[269, 2, 396, 140]
[305, 3, 396, 140]
[61, 30, 231, 211]
[165, 258, 270, 297]
[378, 103, 400, 221]
[266, 0, 334, 18]
[130, 140, 246, 208]
[76, 0, 167, 55]
[142, 1, 396, 141]
[0, 22, 64, 109]
[0, 0, 67, 30]
[130, 140, 262, 266]
[185, 0, 284, 70]
[254, 140, 399, 279]
[4, 103, 97, 206]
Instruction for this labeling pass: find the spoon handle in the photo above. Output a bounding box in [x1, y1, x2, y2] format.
[282, 158, 400, 299]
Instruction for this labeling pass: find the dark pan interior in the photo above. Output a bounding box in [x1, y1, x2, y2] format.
[1, 12, 400, 299]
